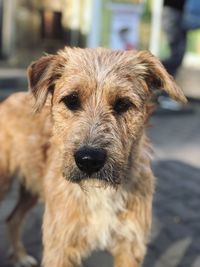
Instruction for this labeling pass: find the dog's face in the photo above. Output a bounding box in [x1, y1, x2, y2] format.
[28, 47, 186, 187]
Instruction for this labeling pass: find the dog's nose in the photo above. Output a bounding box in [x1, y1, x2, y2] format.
[74, 146, 107, 175]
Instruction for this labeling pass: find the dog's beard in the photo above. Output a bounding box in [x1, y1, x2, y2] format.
[63, 162, 124, 188]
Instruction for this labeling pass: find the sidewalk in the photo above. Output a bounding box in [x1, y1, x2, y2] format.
[143, 101, 200, 267]
[144, 160, 200, 267]
[0, 70, 200, 267]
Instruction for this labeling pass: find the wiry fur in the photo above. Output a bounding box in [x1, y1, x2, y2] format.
[0, 47, 186, 267]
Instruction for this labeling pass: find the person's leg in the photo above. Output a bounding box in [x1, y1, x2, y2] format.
[156, 6, 192, 113]
[162, 7, 187, 76]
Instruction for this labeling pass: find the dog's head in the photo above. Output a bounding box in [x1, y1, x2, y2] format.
[28, 47, 186, 187]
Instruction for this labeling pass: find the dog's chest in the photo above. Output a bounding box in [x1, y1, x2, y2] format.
[83, 188, 133, 250]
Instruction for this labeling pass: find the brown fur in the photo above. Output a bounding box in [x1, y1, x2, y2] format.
[0, 47, 186, 267]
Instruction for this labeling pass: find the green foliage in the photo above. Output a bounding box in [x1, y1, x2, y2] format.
[187, 30, 200, 53]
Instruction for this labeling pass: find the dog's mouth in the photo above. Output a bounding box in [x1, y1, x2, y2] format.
[63, 163, 122, 188]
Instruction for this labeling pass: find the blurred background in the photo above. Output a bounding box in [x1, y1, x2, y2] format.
[0, 0, 200, 98]
[0, 0, 200, 267]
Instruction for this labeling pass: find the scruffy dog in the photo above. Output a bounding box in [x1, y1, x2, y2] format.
[0, 47, 186, 267]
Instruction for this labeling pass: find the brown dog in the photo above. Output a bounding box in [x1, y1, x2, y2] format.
[0, 47, 186, 267]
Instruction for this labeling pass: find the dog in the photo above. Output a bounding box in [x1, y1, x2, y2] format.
[0, 47, 186, 267]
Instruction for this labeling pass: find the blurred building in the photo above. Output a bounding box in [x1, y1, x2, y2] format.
[1, 0, 200, 84]
[0, 0, 147, 67]
[0, 0, 93, 65]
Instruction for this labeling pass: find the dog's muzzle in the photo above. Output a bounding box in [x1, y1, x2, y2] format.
[74, 146, 107, 176]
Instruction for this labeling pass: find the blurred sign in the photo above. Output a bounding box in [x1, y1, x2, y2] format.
[108, 3, 144, 50]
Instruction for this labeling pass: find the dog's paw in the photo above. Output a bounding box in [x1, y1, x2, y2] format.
[8, 248, 38, 267]
[13, 255, 38, 267]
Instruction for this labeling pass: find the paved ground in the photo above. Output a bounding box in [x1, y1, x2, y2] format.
[0, 75, 200, 267]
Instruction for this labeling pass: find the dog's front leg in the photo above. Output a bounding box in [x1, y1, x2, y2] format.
[42, 233, 87, 267]
[42, 206, 88, 267]
[6, 184, 38, 267]
[110, 240, 146, 267]
[43, 245, 84, 267]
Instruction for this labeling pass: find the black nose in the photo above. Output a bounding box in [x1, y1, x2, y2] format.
[74, 146, 107, 175]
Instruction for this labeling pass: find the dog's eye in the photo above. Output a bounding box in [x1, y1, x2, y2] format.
[113, 98, 133, 114]
[61, 92, 80, 111]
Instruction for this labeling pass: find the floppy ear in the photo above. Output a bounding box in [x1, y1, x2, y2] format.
[27, 54, 65, 111]
[133, 50, 187, 103]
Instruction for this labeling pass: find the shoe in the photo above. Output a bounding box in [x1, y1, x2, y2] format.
[158, 96, 183, 110]
[154, 96, 194, 115]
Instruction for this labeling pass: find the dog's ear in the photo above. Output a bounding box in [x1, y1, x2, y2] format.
[27, 54, 65, 111]
[133, 50, 187, 103]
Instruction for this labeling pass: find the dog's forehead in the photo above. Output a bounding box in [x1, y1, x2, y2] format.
[58, 48, 143, 97]
[60, 48, 135, 74]
[63, 48, 134, 74]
